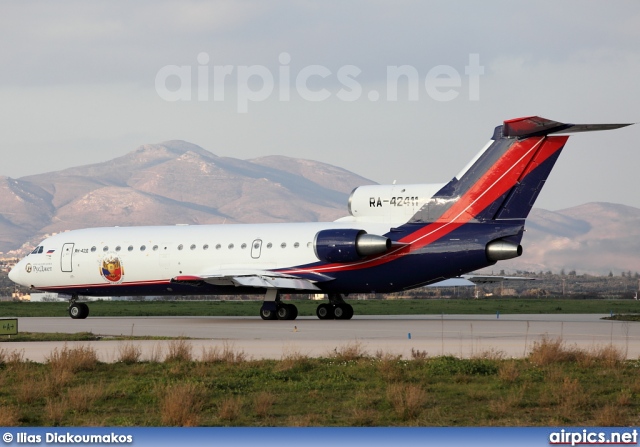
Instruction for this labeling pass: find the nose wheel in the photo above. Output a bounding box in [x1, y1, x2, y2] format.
[69, 300, 89, 319]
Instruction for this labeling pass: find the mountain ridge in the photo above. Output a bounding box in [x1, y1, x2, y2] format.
[1, 141, 638, 275]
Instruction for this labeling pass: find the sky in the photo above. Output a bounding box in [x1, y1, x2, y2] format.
[0, 0, 639, 211]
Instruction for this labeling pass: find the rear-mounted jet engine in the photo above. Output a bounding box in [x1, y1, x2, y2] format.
[314, 229, 391, 263]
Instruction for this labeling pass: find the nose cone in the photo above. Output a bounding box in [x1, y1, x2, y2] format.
[8, 263, 22, 285]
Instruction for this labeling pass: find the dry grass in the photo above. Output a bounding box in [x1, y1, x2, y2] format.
[410, 348, 428, 360]
[164, 338, 193, 363]
[45, 396, 69, 425]
[44, 368, 74, 397]
[588, 344, 625, 368]
[386, 383, 427, 420]
[117, 342, 142, 364]
[349, 407, 380, 426]
[147, 343, 163, 363]
[2, 349, 27, 374]
[376, 352, 404, 382]
[16, 376, 44, 404]
[617, 389, 632, 407]
[218, 396, 243, 422]
[331, 340, 368, 361]
[490, 384, 527, 417]
[46, 344, 98, 374]
[286, 414, 321, 426]
[498, 360, 520, 383]
[0, 405, 19, 426]
[277, 347, 309, 371]
[253, 392, 276, 418]
[67, 382, 105, 412]
[473, 348, 505, 360]
[201, 342, 247, 364]
[529, 337, 626, 369]
[594, 404, 628, 426]
[559, 377, 586, 412]
[160, 383, 204, 426]
[528, 337, 581, 365]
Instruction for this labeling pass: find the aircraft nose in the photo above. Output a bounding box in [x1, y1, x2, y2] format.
[8, 263, 22, 285]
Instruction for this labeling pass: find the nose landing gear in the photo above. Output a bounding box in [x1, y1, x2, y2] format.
[68, 295, 89, 319]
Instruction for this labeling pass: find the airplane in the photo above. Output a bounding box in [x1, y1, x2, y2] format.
[8, 116, 632, 320]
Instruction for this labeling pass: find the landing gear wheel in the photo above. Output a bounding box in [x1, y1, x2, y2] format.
[260, 306, 277, 320]
[69, 302, 89, 319]
[316, 303, 335, 320]
[287, 303, 298, 320]
[334, 303, 353, 320]
[277, 303, 298, 320]
[344, 303, 353, 320]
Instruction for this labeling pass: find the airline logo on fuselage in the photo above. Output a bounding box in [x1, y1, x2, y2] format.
[25, 263, 52, 273]
[100, 253, 124, 284]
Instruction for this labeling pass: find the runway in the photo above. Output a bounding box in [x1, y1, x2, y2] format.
[4, 314, 640, 362]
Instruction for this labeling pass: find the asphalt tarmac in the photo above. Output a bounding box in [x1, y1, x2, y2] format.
[5, 314, 639, 362]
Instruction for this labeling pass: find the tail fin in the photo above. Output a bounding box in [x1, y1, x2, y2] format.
[410, 116, 632, 223]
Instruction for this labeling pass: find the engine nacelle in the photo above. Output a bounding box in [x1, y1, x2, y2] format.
[486, 240, 523, 262]
[314, 229, 391, 263]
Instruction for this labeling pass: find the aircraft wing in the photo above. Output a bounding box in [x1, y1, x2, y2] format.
[171, 270, 333, 291]
[462, 275, 535, 284]
[428, 275, 535, 287]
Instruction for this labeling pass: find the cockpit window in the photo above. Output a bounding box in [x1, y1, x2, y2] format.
[31, 246, 41, 254]
[38, 246, 44, 253]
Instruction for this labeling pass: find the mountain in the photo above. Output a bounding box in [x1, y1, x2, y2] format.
[1, 141, 639, 275]
[0, 141, 374, 255]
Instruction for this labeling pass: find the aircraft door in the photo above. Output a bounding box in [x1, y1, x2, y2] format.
[251, 239, 262, 259]
[61, 243, 74, 272]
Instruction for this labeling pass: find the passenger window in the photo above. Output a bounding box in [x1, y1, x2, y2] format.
[215, 244, 221, 250]
[152, 245, 158, 251]
[281, 242, 287, 248]
[178, 244, 183, 250]
[294, 242, 300, 248]
[241, 243, 247, 249]
[190, 244, 196, 250]
[203, 244, 209, 250]
[91, 246, 96, 252]
[115, 246, 121, 252]
[228, 243, 234, 249]
[103, 246, 109, 252]
[266, 243, 273, 249]
[128, 245, 133, 251]
[140, 245, 146, 251]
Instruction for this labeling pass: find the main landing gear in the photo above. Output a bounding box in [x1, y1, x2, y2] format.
[258, 291, 353, 321]
[259, 289, 298, 320]
[68, 294, 90, 319]
[316, 294, 353, 320]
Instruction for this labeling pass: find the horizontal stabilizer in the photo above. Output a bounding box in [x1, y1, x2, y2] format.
[503, 116, 633, 138]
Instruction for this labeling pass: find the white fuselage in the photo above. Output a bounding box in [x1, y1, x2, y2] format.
[9, 221, 395, 293]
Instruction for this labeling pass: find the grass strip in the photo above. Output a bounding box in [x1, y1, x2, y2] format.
[1, 298, 639, 318]
[0, 338, 637, 427]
